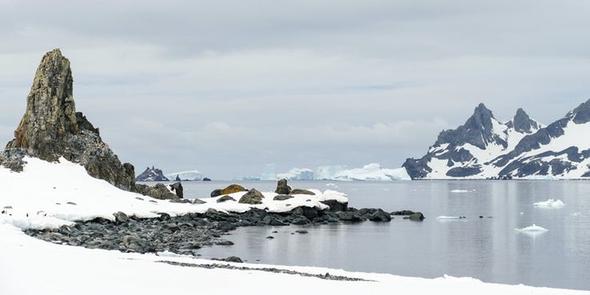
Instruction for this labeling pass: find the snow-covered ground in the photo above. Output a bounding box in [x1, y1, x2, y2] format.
[0, 157, 346, 229]
[0, 157, 585, 294]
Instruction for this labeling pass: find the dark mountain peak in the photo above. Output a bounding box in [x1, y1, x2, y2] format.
[136, 166, 169, 182]
[434, 103, 503, 149]
[570, 99, 590, 124]
[512, 108, 539, 133]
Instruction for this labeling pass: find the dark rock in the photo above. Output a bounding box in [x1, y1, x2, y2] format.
[135, 183, 178, 200]
[367, 209, 391, 222]
[295, 230, 308, 234]
[238, 188, 264, 204]
[273, 195, 293, 201]
[336, 211, 364, 223]
[202, 177, 211, 181]
[290, 189, 315, 195]
[169, 182, 183, 198]
[215, 240, 234, 246]
[409, 212, 425, 221]
[266, 236, 274, 239]
[113, 211, 129, 223]
[192, 198, 206, 204]
[211, 184, 247, 197]
[135, 166, 169, 182]
[290, 206, 320, 220]
[320, 200, 348, 212]
[217, 195, 236, 203]
[275, 179, 292, 194]
[214, 256, 243, 263]
[391, 210, 417, 216]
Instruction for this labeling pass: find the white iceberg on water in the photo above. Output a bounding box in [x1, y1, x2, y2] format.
[515, 224, 549, 235]
[533, 199, 565, 209]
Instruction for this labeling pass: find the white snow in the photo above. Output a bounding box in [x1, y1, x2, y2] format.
[0, 224, 584, 295]
[0, 157, 346, 229]
[533, 199, 566, 209]
[165, 170, 203, 181]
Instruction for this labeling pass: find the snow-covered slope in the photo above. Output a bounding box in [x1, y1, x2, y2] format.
[0, 157, 346, 229]
[403, 101, 590, 179]
[165, 170, 203, 181]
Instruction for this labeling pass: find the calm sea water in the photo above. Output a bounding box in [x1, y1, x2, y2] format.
[173, 180, 589, 290]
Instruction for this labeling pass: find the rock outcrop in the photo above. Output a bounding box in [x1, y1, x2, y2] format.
[274, 179, 292, 194]
[1, 49, 135, 191]
[210, 184, 248, 197]
[135, 166, 169, 182]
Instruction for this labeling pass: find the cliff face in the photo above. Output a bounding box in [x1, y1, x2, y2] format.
[2, 49, 136, 191]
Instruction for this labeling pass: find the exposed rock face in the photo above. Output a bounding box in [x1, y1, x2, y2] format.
[2, 49, 135, 190]
[135, 166, 169, 182]
[135, 183, 178, 200]
[274, 179, 292, 194]
[169, 182, 183, 198]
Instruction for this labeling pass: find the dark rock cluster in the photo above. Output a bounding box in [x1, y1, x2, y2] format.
[26, 206, 425, 256]
[135, 166, 169, 182]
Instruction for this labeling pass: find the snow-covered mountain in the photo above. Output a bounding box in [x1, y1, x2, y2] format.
[135, 166, 169, 182]
[403, 100, 590, 179]
[165, 170, 203, 181]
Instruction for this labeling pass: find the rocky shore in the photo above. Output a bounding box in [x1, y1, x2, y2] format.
[25, 191, 424, 257]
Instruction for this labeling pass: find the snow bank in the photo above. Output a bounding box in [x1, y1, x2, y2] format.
[0, 224, 583, 295]
[533, 199, 565, 209]
[0, 157, 347, 229]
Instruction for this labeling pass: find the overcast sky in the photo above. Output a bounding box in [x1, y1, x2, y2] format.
[2, 0, 590, 179]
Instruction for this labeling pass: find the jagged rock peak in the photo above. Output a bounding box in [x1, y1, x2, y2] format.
[570, 98, 590, 124]
[7, 49, 79, 159]
[135, 166, 169, 182]
[512, 108, 539, 133]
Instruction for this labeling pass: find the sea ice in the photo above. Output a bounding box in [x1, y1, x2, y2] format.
[515, 224, 549, 234]
[450, 189, 475, 193]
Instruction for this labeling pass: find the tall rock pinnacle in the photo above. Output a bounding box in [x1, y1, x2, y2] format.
[3, 49, 136, 191]
[9, 49, 79, 159]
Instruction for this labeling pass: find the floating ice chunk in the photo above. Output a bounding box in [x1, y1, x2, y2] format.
[533, 199, 565, 209]
[325, 183, 338, 188]
[437, 216, 467, 221]
[516, 224, 548, 233]
[571, 212, 581, 217]
[450, 189, 474, 193]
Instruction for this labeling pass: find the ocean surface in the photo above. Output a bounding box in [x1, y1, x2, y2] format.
[174, 180, 589, 290]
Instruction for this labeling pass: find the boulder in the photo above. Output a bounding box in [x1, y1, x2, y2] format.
[113, 211, 129, 224]
[275, 179, 291, 194]
[336, 211, 365, 223]
[135, 183, 178, 200]
[290, 189, 315, 195]
[211, 184, 247, 197]
[169, 182, 183, 198]
[320, 200, 348, 211]
[367, 209, 391, 222]
[217, 195, 236, 203]
[238, 189, 264, 204]
[273, 195, 293, 201]
[409, 212, 425, 221]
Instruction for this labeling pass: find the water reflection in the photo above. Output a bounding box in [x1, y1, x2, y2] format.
[175, 180, 590, 290]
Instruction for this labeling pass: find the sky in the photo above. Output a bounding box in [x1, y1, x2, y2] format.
[2, 0, 590, 179]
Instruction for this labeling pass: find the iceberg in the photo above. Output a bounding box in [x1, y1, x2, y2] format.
[276, 168, 314, 180]
[165, 170, 202, 181]
[533, 199, 565, 209]
[516, 224, 549, 234]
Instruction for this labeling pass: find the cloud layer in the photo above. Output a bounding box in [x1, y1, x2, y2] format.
[2, 0, 590, 178]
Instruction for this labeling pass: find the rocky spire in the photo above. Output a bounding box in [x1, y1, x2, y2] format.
[512, 108, 539, 133]
[7, 49, 79, 159]
[3, 49, 136, 191]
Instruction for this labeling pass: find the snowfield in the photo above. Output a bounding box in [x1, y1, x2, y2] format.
[0, 157, 586, 294]
[0, 157, 346, 229]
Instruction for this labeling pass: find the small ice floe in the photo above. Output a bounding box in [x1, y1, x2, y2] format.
[325, 183, 338, 188]
[515, 224, 548, 236]
[571, 212, 581, 217]
[450, 189, 474, 193]
[533, 199, 565, 209]
[437, 216, 467, 221]
[519, 212, 524, 215]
